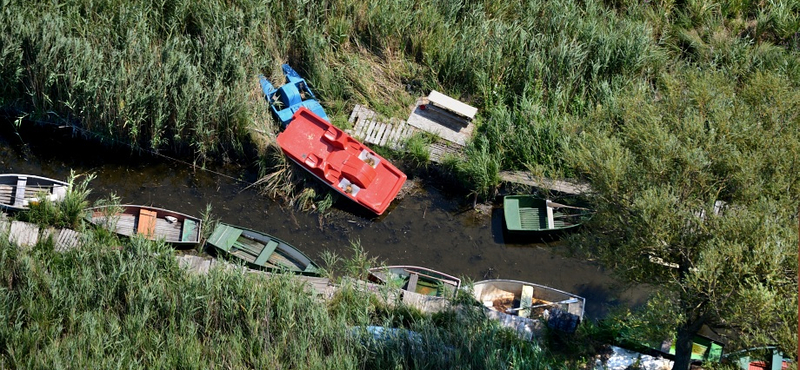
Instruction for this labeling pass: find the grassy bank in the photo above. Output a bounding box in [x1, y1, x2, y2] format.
[2, 0, 796, 193]
[0, 229, 574, 369]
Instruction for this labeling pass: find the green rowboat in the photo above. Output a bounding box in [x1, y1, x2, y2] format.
[207, 223, 321, 276]
[503, 195, 592, 233]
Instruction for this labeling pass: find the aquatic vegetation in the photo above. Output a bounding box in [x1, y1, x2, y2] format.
[0, 234, 562, 369]
[16, 171, 95, 229]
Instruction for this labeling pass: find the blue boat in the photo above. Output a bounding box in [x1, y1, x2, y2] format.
[259, 64, 329, 127]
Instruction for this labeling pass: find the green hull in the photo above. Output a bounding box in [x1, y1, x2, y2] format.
[207, 223, 321, 276]
[503, 195, 590, 233]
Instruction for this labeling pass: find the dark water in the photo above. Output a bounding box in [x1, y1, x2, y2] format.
[0, 122, 648, 320]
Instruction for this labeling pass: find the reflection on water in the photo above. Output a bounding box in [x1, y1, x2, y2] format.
[0, 121, 648, 320]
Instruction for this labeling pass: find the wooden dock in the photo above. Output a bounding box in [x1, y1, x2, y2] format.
[406, 96, 475, 147]
[498, 171, 591, 195]
[1, 217, 536, 342]
[0, 217, 81, 251]
[347, 104, 465, 163]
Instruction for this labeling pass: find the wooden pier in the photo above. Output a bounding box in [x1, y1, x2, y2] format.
[347, 91, 476, 163]
[1, 217, 535, 342]
[498, 171, 591, 195]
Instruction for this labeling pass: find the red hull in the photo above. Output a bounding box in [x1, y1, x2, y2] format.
[276, 107, 407, 215]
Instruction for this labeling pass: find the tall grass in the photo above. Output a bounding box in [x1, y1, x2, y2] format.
[16, 171, 94, 229]
[2, 0, 797, 197]
[0, 232, 565, 369]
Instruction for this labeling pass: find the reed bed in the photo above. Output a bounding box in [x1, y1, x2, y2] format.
[0, 234, 564, 369]
[1, 0, 797, 195]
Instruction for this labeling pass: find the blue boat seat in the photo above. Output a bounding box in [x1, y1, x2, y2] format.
[279, 83, 302, 107]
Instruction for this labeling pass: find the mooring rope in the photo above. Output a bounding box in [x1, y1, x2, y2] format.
[11, 111, 257, 186]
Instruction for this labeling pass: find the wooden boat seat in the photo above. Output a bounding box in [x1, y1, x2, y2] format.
[406, 272, 420, 293]
[181, 219, 198, 242]
[254, 240, 279, 266]
[14, 176, 27, 207]
[137, 209, 157, 237]
[518, 285, 534, 318]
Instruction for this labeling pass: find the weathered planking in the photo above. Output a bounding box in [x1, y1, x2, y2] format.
[498, 171, 592, 195]
[174, 254, 334, 297]
[406, 96, 475, 146]
[348, 104, 467, 163]
[9, 221, 39, 248]
[347, 105, 415, 151]
[55, 228, 82, 252]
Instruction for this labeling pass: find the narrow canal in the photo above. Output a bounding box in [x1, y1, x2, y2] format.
[0, 121, 648, 320]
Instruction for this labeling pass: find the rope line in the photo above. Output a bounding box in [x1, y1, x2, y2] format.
[8, 111, 256, 186]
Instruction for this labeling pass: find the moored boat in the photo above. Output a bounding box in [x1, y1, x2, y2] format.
[503, 195, 592, 234]
[276, 107, 407, 215]
[85, 205, 202, 246]
[0, 174, 69, 211]
[206, 222, 321, 276]
[368, 265, 461, 299]
[260, 64, 329, 127]
[471, 279, 585, 333]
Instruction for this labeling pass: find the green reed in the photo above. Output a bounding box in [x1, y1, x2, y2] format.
[0, 232, 566, 369]
[2, 0, 797, 199]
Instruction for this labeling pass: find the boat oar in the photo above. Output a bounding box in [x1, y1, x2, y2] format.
[546, 200, 591, 211]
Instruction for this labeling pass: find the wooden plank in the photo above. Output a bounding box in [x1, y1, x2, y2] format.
[371, 122, 387, 145]
[14, 177, 26, 207]
[363, 120, 378, 144]
[9, 221, 38, 248]
[55, 228, 81, 252]
[385, 120, 403, 147]
[428, 90, 478, 120]
[519, 285, 534, 318]
[353, 119, 367, 139]
[406, 272, 419, 293]
[498, 172, 591, 195]
[254, 240, 279, 266]
[137, 209, 157, 237]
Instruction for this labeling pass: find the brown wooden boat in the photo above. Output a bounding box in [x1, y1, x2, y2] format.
[85, 205, 202, 246]
[0, 174, 69, 211]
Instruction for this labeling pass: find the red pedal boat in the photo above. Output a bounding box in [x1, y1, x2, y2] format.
[276, 107, 407, 215]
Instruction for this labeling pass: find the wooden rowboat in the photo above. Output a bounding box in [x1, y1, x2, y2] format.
[0, 174, 69, 211]
[503, 195, 593, 234]
[206, 222, 321, 276]
[368, 265, 461, 299]
[472, 279, 585, 333]
[276, 107, 407, 215]
[85, 205, 202, 246]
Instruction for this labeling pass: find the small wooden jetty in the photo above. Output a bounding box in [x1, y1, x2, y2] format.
[406, 91, 476, 147]
[499, 171, 591, 195]
[0, 217, 81, 251]
[347, 91, 477, 163]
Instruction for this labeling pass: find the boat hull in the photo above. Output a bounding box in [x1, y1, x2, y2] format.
[472, 279, 585, 333]
[368, 265, 461, 299]
[85, 205, 202, 246]
[259, 64, 329, 127]
[503, 195, 589, 233]
[276, 107, 407, 215]
[207, 222, 321, 276]
[0, 174, 69, 211]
